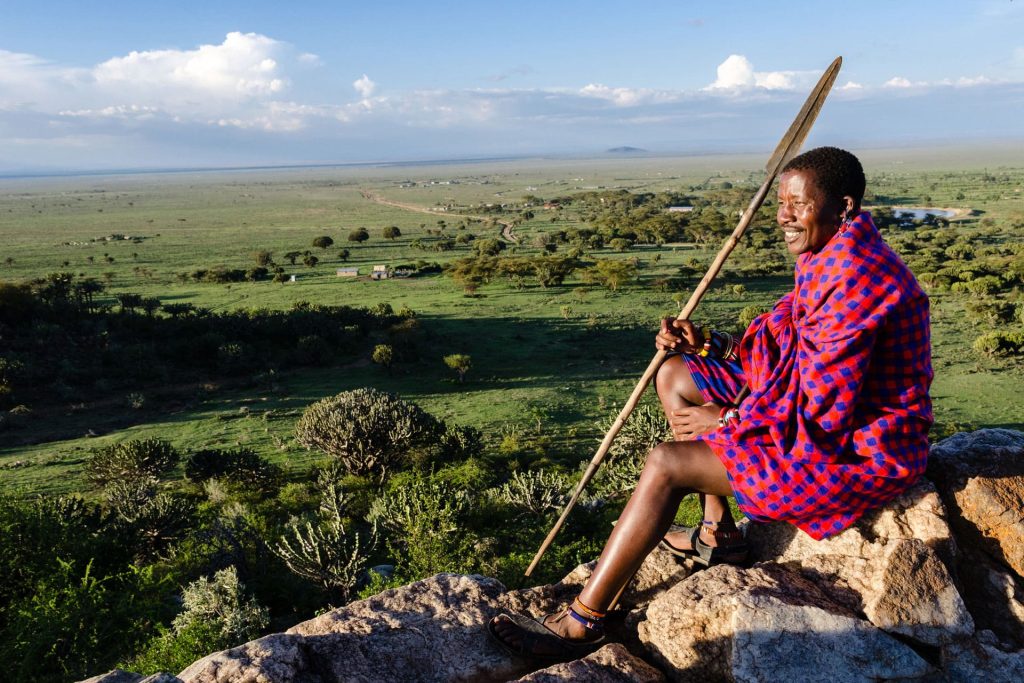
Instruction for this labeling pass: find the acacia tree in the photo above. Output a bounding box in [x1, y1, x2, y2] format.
[284, 251, 302, 265]
[383, 226, 402, 240]
[443, 354, 472, 383]
[312, 236, 334, 250]
[338, 248, 351, 262]
[303, 254, 319, 268]
[348, 228, 370, 243]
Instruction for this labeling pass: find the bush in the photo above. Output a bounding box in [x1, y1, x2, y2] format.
[367, 476, 475, 578]
[85, 439, 180, 487]
[593, 404, 671, 497]
[488, 469, 570, 519]
[127, 566, 268, 675]
[294, 388, 443, 479]
[312, 235, 334, 250]
[738, 305, 770, 331]
[972, 331, 1024, 357]
[184, 448, 283, 494]
[348, 228, 370, 243]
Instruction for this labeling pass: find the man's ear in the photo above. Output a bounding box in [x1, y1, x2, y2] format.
[842, 195, 857, 220]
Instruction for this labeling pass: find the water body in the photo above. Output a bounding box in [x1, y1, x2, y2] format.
[894, 207, 958, 220]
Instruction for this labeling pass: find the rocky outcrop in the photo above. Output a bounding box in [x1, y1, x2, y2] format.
[83, 430, 1024, 682]
[511, 644, 663, 682]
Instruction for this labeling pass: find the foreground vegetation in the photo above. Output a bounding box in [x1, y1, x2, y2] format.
[1, 150, 1022, 679]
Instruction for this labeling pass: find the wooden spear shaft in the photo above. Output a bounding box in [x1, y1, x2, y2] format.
[525, 56, 843, 577]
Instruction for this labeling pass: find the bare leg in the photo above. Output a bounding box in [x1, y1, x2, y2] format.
[491, 439, 732, 645]
[655, 355, 737, 550]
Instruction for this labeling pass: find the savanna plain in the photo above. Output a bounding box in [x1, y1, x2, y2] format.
[1, 147, 1022, 680]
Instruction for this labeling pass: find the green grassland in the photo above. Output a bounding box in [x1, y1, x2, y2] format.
[2, 148, 1023, 496]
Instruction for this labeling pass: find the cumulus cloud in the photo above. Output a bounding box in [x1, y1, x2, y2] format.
[353, 74, 376, 99]
[840, 81, 864, 90]
[706, 54, 811, 91]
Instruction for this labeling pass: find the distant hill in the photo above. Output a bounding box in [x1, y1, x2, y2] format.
[607, 146, 647, 154]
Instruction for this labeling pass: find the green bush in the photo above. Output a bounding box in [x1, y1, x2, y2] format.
[127, 566, 268, 675]
[738, 305, 770, 331]
[294, 388, 443, 479]
[972, 331, 1024, 357]
[368, 476, 476, 579]
[184, 448, 284, 494]
[85, 439, 180, 487]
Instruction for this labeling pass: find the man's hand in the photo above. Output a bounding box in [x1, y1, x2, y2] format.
[669, 403, 721, 440]
[656, 318, 706, 353]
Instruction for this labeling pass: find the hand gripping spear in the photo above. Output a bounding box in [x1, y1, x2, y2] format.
[525, 56, 843, 577]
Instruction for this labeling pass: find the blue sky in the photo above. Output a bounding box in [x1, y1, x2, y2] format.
[1, 0, 1022, 170]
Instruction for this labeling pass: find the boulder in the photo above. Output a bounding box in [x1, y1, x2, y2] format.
[511, 644, 664, 682]
[938, 634, 1024, 682]
[928, 428, 1024, 577]
[955, 550, 1024, 650]
[77, 673, 181, 683]
[745, 481, 971, 645]
[179, 573, 532, 683]
[633, 563, 932, 682]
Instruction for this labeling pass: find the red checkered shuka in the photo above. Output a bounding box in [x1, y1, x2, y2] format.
[700, 211, 933, 539]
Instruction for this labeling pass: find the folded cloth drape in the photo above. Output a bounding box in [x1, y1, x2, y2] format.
[702, 211, 933, 539]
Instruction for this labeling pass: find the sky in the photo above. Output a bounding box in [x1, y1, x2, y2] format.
[1, 0, 1022, 172]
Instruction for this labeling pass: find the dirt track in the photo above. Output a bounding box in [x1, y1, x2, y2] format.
[360, 190, 519, 243]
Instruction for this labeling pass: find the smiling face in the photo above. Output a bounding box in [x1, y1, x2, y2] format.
[776, 170, 852, 255]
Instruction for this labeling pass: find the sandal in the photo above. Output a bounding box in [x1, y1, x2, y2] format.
[660, 521, 749, 567]
[486, 610, 605, 662]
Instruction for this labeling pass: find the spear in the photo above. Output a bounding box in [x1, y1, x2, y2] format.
[525, 56, 843, 577]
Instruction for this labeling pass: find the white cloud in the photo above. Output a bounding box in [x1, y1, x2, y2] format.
[882, 76, 930, 89]
[353, 74, 376, 99]
[706, 54, 810, 91]
[840, 81, 864, 90]
[93, 32, 288, 98]
[298, 52, 322, 66]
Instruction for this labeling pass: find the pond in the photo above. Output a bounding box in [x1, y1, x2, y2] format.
[892, 207, 958, 220]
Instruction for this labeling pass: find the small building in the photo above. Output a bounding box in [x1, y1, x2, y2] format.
[371, 265, 391, 281]
[289, 274, 297, 283]
[337, 267, 359, 277]
[667, 206, 695, 213]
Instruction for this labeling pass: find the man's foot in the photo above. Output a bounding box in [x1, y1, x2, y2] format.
[661, 521, 748, 566]
[487, 609, 604, 660]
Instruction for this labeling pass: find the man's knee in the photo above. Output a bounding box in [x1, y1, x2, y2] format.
[655, 355, 685, 397]
[645, 440, 699, 478]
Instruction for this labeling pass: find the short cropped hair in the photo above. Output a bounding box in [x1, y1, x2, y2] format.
[782, 146, 866, 206]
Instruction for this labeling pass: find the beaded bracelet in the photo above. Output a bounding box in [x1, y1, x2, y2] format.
[717, 406, 740, 428]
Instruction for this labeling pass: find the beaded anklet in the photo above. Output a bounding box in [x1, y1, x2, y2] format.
[568, 596, 607, 633]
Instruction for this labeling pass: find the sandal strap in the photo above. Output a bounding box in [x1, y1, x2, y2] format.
[701, 521, 745, 541]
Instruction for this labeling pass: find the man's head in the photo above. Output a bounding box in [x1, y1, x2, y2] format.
[776, 147, 866, 255]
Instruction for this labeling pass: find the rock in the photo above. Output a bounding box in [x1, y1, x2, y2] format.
[634, 563, 931, 682]
[77, 672, 181, 683]
[955, 549, 1024, 650]
[511, 643, 664, 682]
[179, 573, 532, 683]
[938, 635, 1024, 682]
[745, 481, 971, 645]
[928, 428, 1024, 578]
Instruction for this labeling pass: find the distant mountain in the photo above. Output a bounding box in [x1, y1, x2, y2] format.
[607, 146, 647, 154]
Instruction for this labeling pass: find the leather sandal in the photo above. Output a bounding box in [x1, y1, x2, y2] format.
[486, 610, 605, 662]
[659, 521, 749, 567]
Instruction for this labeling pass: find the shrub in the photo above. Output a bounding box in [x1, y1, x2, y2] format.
[738, 305, 770, 331]
[593, 404, 671, 497]
[312, 235, 334, 250]
[439, 424, 484, 460]
[348, 228, 370, 243]
[294, 388, 443, 479]
[85, 439, 179, 487]
[367, 477, 475, 578]
[184, 448, 283, 493]
[127, 566, 268, 675]
[972, 331, 1024, 357]
[488, 469, 570, 519]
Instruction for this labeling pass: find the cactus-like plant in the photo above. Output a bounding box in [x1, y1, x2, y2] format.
[294, 388, 442, 479]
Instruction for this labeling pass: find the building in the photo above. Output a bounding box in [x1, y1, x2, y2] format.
[371, 265, 391, 280]
[337, 267, 359, 277]
[667, 206, 695, 213]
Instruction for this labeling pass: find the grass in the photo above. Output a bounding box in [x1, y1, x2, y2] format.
[2, 148, 1023, 496]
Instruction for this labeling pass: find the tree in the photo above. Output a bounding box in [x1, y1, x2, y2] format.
[372, 344, 394, 372]
[474, 238, 505, 257]
[443, 354, 472, 383]
[312, 236, 334, 250]
[141, 297, 161, 316]
[284, 251, 302, 265]
[338, 248, 351, 262]
[252, 250, 274, 266]
[383, 226, 402, 240]
[348, 228, 370, 243]
[303, 254, 319, 268]
[116, 292, 143, 314]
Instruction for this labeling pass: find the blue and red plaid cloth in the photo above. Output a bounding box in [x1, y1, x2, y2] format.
[685, 211, 933, 539]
